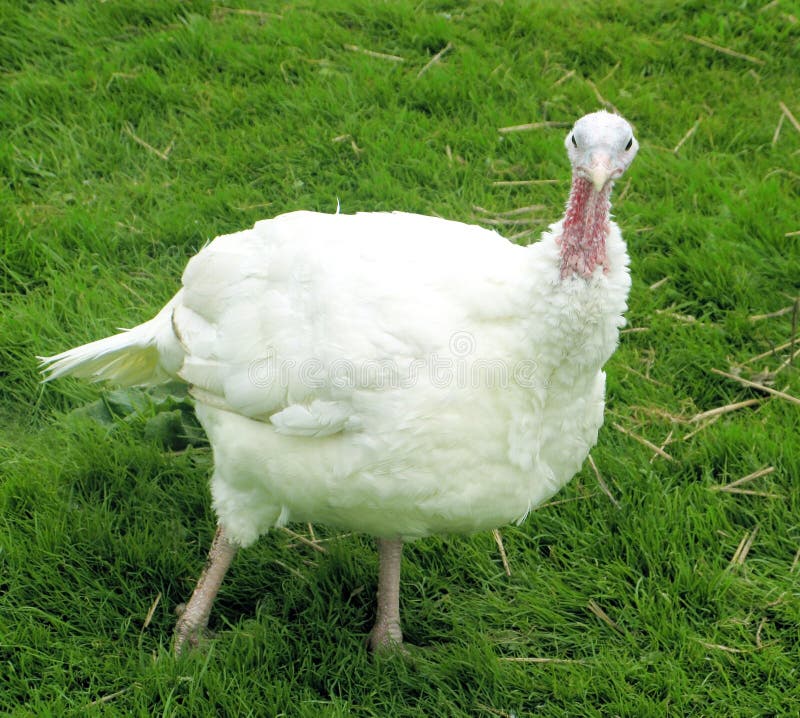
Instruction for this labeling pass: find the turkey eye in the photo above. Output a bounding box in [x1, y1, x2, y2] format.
[571, 135, 577, 148]
[625, 138, 633, 151]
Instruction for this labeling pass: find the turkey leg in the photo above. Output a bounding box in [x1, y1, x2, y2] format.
[369, 538, 404, 652]
[173, 524, 238, 655]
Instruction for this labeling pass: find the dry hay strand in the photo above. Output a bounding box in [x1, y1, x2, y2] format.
[281, 526, 328, 553]
[711, 368, 800, 407]
[780, 101, 800, 135]
[492, 528, 512, 577]
[124, 124, 174, 161]
[673, 117, 703, 154]
[682, 416, 720, 442]
[584, 78, 619, 114]
[684, 34, 766, 65]
[696, 639, 754, 654]
[710, 466, 783, 499]
[344, 44, 405, 62]
[772, 112, 785, 146]
[473, 204, 547, 217]
[745, 338, 799, 364]
[587, 599, 626, 635]
[749, 304, 797, 321]
[588, 454, 621, 508]
[416, 42, 453, 78]
[690, 398, 762, 423]
[612, 422, 674, 461]
[552, 69, 576, 87]
[791, 546, 800, 573]
[729, 526, 759, 567]
[650, 429, 675, 463]
[212, 5, 282, 21]
[142, 592, 161, 630]
[499, 656, 585, 664]
[491, 178, 560, 187]
[498, 120, 571, 134]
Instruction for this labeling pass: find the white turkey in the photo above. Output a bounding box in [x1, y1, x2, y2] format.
[40, 110, 638, 654]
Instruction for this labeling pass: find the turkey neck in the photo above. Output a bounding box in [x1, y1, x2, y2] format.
[558, 176, 612, 280]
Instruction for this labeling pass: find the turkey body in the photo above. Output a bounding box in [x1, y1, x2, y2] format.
[40, 110, 638, 652]
[141, 209, 629, 545]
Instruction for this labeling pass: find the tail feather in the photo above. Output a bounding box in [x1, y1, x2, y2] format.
[39, 329, 163, 385]
[39, 296, 184, 387]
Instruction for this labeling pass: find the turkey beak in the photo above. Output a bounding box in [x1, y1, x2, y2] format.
[587, 152, 614, 193]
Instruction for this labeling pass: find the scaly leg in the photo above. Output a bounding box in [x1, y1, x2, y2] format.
[368, 538, 404, 652]
[173, 524, 238, 655]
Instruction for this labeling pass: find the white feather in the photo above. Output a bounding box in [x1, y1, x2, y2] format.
[40, 112, 636, 548]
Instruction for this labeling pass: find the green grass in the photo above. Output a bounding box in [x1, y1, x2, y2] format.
[2, 0, 800, 714]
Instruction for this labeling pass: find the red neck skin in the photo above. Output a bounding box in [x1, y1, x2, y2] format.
[558, 175, 612, 280]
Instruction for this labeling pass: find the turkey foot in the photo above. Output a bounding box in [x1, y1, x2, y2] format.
[368, 538, 404, 653]
[173, 524, 238, 655]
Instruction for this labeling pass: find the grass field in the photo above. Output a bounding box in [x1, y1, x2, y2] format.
[2, 0, 800, 715]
